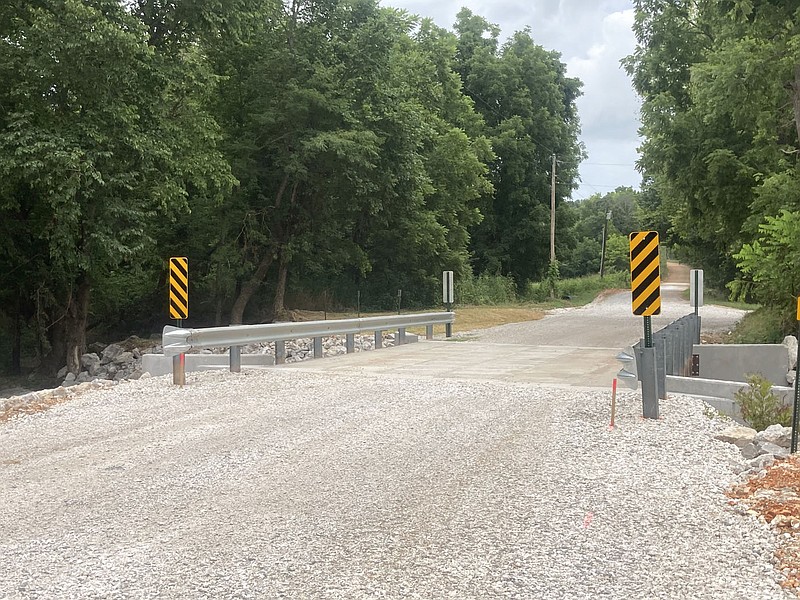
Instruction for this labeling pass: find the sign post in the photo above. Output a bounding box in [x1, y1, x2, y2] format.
[169, 257, 189, 385]
[629, 232, 661, 419]
[443, 271, 454, 338]
[690, 268, 703, 344]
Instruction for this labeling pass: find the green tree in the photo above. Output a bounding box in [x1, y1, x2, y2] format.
[0, 0, 233, 373]
[626, 0, 800, 296]
[208, 1, 493, 322]
[454, 9, 584, 286]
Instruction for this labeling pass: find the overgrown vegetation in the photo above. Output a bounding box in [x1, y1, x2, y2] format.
[725, 307, 791, 345]
[734, 373, 792, 432]
[626, 1, 800, 339]
[456, 273, 518, 305]
[526, 271, 628, 304]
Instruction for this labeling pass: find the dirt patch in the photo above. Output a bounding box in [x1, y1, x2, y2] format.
[452, 305, 544, 333]
[1, 392, 72, 424]
[728, 456, 800, 595]
[664, 261, 690, 284]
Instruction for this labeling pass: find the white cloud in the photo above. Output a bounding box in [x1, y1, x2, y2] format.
[381, 0, 642, 199]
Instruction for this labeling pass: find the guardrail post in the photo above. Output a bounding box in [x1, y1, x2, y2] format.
[172, 354, 185, 386]
[682, 321, 691, 375]
[426, 324, 433, 340]
[446, 322, 452, 338]
[675, 321, 684, 375]
[670, 325, 679, 377]
[640, 346, 659, 419]
[275, 340, 285, 365]
[695, 313, 702, 344]
[663, 326, 674, 376]
[374, 330, 383, 349]
[398, 327, 406, 345]
[230, 345, 241, 373]
[313, 337, 323, 358]
[346, 333, 355, 353]
[654, 335, 666, 399]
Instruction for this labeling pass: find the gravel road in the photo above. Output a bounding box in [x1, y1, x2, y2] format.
[469, 284, 747, 348]
[0, 369, 790, 599]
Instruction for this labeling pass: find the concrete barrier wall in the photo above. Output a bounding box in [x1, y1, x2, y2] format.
[666, 375, 793, 421]
[693, 344, 790, 386]
[142, 353, 274, 377]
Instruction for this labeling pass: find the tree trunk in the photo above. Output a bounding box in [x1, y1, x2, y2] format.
[793, 63, 800, 147]
[44, 275, 91, 376]
[10, 293, 21, 375]
[65, 276, 91, 374]
[228, 175, 293, 325]
[229, 252, 274, 325]
[272, 254, 289, 321]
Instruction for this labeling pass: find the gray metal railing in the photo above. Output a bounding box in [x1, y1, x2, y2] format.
[162, 312, 456, 384]
[632, 313, 701, 400]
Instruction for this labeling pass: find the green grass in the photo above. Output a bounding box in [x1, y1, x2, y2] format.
[525, 271, 629, 306]
[680, 288, 760, 311]
[725, 306, 787, 344]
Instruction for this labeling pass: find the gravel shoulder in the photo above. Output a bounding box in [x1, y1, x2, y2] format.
[0, 369, 790, 599]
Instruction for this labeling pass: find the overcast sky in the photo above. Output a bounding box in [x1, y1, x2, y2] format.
[382, 0, 641, 201]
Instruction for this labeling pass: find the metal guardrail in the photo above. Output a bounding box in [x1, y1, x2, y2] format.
[162, 312, 456, 384]
[630, 313, 701, 400]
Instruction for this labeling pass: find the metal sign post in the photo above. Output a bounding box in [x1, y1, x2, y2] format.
[629, 232, 661, 419]
[689, 269, 704, 313]
[169, 257, 189, 386]
[690, 269, 703, 344]
[443, 271, 454, 338]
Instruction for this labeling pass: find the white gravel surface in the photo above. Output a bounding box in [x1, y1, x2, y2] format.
[0, 369, 790, 599]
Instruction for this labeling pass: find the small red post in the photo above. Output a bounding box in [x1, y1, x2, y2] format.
[610, 378, 618, 428]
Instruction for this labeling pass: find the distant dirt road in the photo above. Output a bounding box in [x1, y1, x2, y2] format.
[468, 262, 745, 349]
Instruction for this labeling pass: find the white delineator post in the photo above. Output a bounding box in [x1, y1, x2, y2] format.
[443, 271, 454, 338]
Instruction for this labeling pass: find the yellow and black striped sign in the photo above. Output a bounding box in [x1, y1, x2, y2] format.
[169, 257, 188, 320]
[629, 231, 661, 316]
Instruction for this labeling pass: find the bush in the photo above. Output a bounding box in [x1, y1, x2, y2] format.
[525, 271, 629, 304]
[734, 373, 792, 431]
[456, 273, 517, 305]
[727, 306, 789, 344]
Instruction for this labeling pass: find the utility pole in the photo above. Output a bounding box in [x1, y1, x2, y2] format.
[600, 209, 611, 278]
[550, 153, 556, 263]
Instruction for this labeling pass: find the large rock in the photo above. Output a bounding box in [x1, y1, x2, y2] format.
[747, 454, 775, 472]
[101, 343, 125, 365]
[754, 424, 792, 449]
[112, 351, 134, 365]
[758, 441, 790, 459]
[715, 426, 757, 448]
[81, 353, 102, 376]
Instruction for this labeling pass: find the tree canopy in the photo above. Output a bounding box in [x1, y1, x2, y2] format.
[626, 0, 800, 323]
[0, 1, 587, 375]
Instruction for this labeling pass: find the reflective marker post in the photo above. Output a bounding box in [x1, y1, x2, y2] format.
[690, 268, 704, 344]
[443, 271, 454, 338]
[169, 257, 189, 387]
[172, 319, 186, 386]
[629, 232, 661, 419]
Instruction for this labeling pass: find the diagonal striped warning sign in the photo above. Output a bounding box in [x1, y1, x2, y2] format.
[629, 231, 661, 316]
[169, 257, 189, 320]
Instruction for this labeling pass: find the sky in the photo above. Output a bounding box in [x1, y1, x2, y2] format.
[381, 0, 642, 202]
